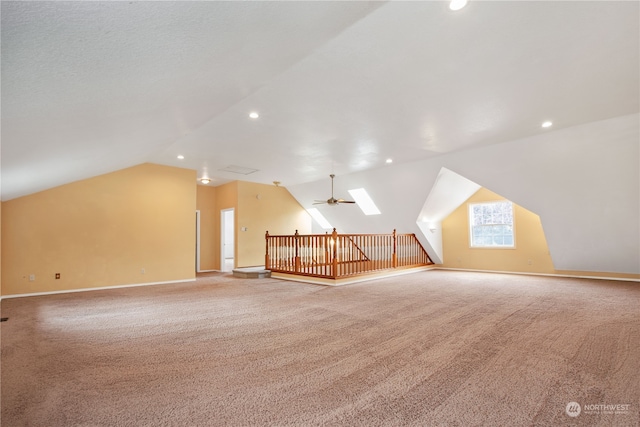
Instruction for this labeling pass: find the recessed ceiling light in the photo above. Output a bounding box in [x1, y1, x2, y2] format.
[249, 112, 259, 119]
[200, 178, 211, 184]
[385, 158, 393, 164]
[177, 155, 184, 160]
[449, 0, 468, 11]
[542, 121, 553, 128]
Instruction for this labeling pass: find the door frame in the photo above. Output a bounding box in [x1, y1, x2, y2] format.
[221, 208, 235, 271]
[195, 210, 201, 272]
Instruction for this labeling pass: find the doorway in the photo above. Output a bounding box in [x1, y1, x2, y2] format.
[221, 208, 235, 272]
[195, 210, 201, 272]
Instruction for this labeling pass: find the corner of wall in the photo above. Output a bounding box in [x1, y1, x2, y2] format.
[236, 181, 312, 267]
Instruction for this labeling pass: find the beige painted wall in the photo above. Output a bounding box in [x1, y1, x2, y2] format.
[196, 185, 218, 271]
[441, 188, 556, 274]
[1, 163, 197, 296]
[196, 181, 310, 270]
[441, 187, 640, 280]
[237, 181, 311, 267]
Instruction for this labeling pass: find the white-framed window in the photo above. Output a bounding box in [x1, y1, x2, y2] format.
[468, 201, 514, 248]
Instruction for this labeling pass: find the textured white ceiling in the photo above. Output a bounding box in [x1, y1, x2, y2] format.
[1, 1, 638, 200]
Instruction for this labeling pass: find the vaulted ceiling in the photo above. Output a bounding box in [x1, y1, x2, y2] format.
[2, 1, 638, 201]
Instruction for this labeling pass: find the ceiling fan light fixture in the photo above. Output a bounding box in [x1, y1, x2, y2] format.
[200, 178, 211, 184]
[542, 121, 553, 128]
[249, 112, 259, 119]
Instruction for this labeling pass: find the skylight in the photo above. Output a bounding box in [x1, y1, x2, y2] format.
[307, 208, 333, 229]
[348, 188, 381, 215]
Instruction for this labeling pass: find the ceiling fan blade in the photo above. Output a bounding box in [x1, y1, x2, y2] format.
[337, 199, 356, 204]
[313, 201, 327, 205]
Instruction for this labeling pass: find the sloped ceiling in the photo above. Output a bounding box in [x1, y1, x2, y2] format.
[288, 114, 639, 274]
[2, 1, 638, 201]
[416, 168, 481, 263]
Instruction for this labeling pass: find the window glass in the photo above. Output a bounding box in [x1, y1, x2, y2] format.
[468, 201, 514, 248]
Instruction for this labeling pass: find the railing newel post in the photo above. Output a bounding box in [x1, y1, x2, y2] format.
[265, 231, 270, 270]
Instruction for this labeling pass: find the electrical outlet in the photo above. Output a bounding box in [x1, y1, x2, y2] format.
[141, 268, 145, 274]
[527, 259, 532, 265]
[55, 273, 61, 279]
[29, 274, 35, 282]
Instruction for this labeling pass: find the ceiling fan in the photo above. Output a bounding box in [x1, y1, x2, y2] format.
[314, 174, 356, 206]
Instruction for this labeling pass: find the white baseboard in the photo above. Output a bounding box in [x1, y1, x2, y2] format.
[0, 278, 197, 300]
[435, 267, 640, 283]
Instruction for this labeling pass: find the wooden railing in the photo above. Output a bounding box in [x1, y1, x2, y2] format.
[265, 229, 433, 279]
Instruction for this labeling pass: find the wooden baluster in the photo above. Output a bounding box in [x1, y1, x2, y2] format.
[392, 229, 398, 268]
[412, 235, 416, 265]
[357, 235, 361, 274]
[368, 234, 372, 272]
[352, 235, 356, 275]
[376, 234, 380, 270]
[359, 235, 363, 273]
[369, 234, 372, 272]
[386, 234, 390, 269]
[373, 235, 377, 271]
[274, 237, 278, 270]
[331, 228, 338, 279]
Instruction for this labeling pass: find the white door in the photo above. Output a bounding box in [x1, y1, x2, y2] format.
[221, 208, 235, 271]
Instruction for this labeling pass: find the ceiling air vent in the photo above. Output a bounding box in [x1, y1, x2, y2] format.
[219, 165, 259, 175]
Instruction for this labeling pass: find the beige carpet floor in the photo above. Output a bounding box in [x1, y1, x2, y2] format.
[1, 270, 639, 426]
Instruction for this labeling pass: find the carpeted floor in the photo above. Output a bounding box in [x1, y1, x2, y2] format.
[1, 270, 639, 426]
